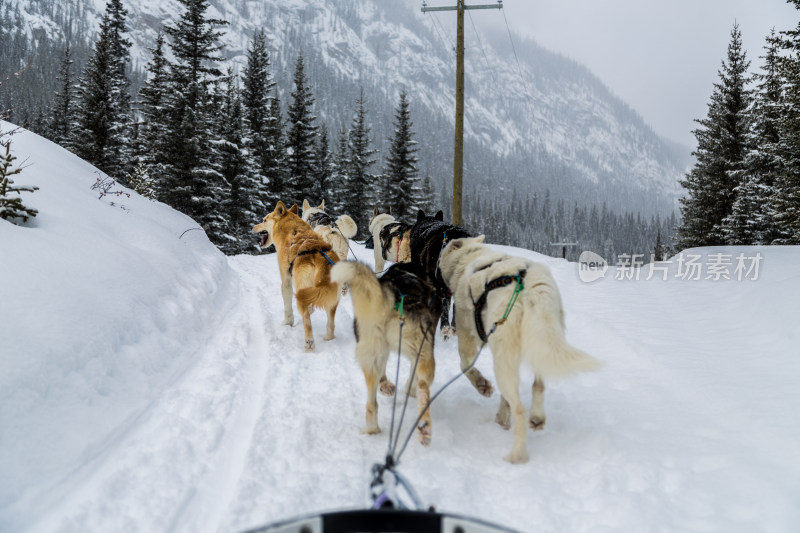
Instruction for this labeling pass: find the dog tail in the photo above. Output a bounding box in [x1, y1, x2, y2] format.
[334, 214, 357, 239]
[331, 261, 385, 315]
[296, 263, 340, 310]
[520, 269, 602, 379]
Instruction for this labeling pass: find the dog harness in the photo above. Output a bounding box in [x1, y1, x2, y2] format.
[470, 270, 527, 343]
[288, 248, 335, 275]
[381, 223, 407, 260]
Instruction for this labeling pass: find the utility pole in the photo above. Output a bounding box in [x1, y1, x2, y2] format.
[422, 0, 503, 226]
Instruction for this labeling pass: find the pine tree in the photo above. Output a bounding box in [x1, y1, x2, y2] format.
[346, 88, 377, 236]
[383, 90, 421, 220]
[329, 122, 350, 214]
[137, 32, 169, 172]
[0, 142, 38, 223]
[678, 23, 753, 249]
[160, 0, 228, 228]
[314, 123, 333, 203]
[241, 29, 275, 211]
[264, 87, 285, 207]
[125, 159, 156, 200]
[772, 1, 800, 243]
[214, 71, 264, 254]
[724, 29, 784, 244]
[284, 53, 317, 207]
[48, 43, 75, 149]
[71, 0, 132, 178]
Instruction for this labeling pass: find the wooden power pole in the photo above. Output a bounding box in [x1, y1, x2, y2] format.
[422, 1, 503, 226]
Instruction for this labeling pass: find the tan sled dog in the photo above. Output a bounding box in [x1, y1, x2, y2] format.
[439, 236, 601, 463]
[253, 201, 341, 351]
[301, 199, 358, 262]
[331, 260, 441, 446]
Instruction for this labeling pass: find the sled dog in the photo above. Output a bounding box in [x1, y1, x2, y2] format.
[368, 207, 411, 273]
[253, 201, 341, 351]
[408, 210, 469, 340]
[438, 236, 601, 463]
[301, 199, 357, 262]
[331, 260, 441, 446]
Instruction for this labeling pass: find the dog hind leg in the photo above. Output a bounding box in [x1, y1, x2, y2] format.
[493, 356, 528, 464]
[299, 301, 314, 351]
[281, 274, 294, 326]
[323, 301, 337, 341]
[357, 340, 388, 434]
[529, 376, 546, 430]
[414, 345, 436, 446]
[455, 308, 494, 397]
[495, 396, 511, 429]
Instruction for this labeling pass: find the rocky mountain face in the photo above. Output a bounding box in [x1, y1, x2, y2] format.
[8, 0, 688, 215]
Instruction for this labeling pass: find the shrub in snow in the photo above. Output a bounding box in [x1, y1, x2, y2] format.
[126, 160, 156, 200]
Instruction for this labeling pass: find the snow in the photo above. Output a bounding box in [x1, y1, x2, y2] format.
[1, 123, 799, 532]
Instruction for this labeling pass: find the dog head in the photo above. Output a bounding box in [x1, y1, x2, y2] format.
[301, 199, 325, 223]
[369, 209, 395, 235]
[438, 235, 486, 288]
[253, 201, 297, 249]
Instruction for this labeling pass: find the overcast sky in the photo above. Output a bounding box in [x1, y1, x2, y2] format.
[460, 0, 798, 147]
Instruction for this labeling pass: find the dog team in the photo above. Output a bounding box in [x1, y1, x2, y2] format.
[252, 200, 600, 464]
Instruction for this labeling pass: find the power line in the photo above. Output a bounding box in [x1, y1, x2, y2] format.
[500, 6, 532, 98]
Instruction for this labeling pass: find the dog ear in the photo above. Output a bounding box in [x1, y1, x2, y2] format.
[417, 209, 426, 221]
[373, 206, 378, 217]
[302, 199, 310, 211]
[435, 210, 444, 221]
[450, 240, 463, 250]
[388, 206, 392, 215]
[475, 235, 485, 243]
[319, 199, 325, 210]
[275, 201, 286, 215]
[289, 204, 299, 215]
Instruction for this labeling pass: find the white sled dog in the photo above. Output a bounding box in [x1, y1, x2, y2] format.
[301, 199, 358, 262]
[438, 236, 601, 463]
[331, 260, 441, 446]
[368, 207, 411, 273]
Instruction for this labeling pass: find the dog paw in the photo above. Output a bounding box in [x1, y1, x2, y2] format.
[529, 415, 546, 431]
[417, 421, 431, 447]
[283, 316, 295, 327]
[505, 450, 529, 464]
[495, 411, 511, 430]
[362, 425, 381, 435]
[304, 339, 315, 352]
[441, 326, 455, 341]
[475, 377, 494, 397]
[379, 378, 396, 396]
[323, 333, 335, 341]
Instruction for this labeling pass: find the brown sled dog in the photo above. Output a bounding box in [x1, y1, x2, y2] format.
[331, 260, 442, 446]
[253, 201, 341, 351]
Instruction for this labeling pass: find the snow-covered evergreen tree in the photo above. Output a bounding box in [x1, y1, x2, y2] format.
[382, 90, 421, 221]
[137, 32, 169, 175]
[723, 29, 784, 245]
[241, 29, 274, 210]
[328, 122, 350, 215]
[678, 23, 753, 249]
[345, 88, 377, 236]
[772, 1, 800, 244]
[0, 142, 38, 223]
[159, 0, 228, 232]
[48, 44, 75, 150]
[214, 71, 264, 255]
[284, 53, 317, 207]
[125, 159, 156, 200]
[313, 123, 333, 204]
[72, 0, 132, 178]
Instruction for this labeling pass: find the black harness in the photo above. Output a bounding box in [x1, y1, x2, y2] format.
[288, 248, 335, 275]
[471, 270, 527, 343]
[306, 211, 336, 228]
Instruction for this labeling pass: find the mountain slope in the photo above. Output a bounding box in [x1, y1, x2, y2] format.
[7, 0, 687, 213]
